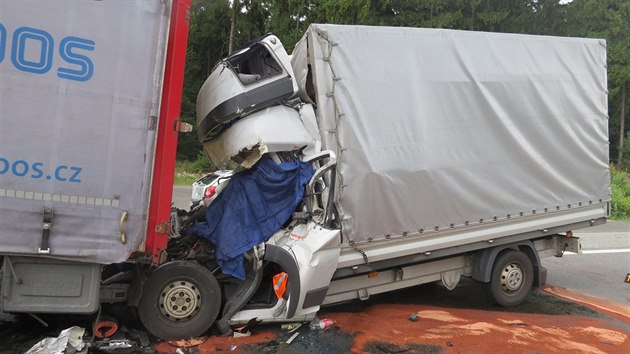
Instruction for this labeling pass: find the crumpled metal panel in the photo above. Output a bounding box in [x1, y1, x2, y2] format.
[203, 104, 321, 168]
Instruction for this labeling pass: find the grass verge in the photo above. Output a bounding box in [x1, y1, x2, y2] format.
[174, 160, 203, 185]
[610, 167, 630, 220]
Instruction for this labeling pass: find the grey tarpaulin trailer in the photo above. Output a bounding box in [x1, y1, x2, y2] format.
[193, 24, 609, 335]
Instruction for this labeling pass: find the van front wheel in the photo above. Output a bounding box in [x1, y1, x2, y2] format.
[138, 261, 221, 340]
[488, 250, 533, 307]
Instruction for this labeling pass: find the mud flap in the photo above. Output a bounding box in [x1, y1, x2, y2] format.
[215, 259, 264, 336]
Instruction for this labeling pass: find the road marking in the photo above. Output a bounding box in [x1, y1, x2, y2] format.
[563, 249, 630, 255]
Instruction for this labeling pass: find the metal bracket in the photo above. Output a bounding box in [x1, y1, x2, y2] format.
[38, 208, 54, 254]
[174, 120, 193, 133]
[155, 222, 170, 234]
[99, 283, 130, 303]
[553, 235, 581, 257]
[119, 211, 129, 244]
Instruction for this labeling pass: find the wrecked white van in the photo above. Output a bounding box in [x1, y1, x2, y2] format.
[186, 24, 610, 337]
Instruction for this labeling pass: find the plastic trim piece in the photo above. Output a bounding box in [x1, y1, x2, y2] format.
[302, 286, 329, 309]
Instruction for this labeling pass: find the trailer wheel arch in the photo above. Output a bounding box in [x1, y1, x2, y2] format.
[472, 241, 541, 286]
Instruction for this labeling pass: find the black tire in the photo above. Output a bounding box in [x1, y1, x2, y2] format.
[138, 261, 221, 340]
[488, 250, 534, 307]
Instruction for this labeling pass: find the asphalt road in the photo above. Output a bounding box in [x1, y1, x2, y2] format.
[172, 184, 193, 210]
[542, 221, 630, 304]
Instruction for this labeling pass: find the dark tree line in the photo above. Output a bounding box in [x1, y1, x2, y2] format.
[177, 0, 630, 170]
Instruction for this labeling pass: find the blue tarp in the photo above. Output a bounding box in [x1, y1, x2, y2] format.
[189, 156, 314, 280]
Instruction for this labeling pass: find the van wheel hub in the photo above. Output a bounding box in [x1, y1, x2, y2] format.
[501, 263, 523, 292]
[160, 280, 201, 321]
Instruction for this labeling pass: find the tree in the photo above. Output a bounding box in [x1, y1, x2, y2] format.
[569, 0, 630, 168]
[177, 0, 629, 170]
[177, 0, 231, 161]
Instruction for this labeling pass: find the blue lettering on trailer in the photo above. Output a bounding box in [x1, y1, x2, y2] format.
[0, 21, 94, 81]
[11, 27, 54, 74]
[0, 157, 82, 183]
[0, 23, 5, 63]
[58, 36, 95, 81]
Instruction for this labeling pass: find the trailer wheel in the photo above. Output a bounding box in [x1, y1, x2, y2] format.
[488, 250, 533, 307]
[138, 261, 221, 340]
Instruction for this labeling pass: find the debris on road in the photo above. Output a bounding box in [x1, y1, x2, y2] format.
[281, 322, 302, 332]
[285, 331, 300, 344]
[309, 318, 334, 330]
[166, 337, 208, 348]
[233, 330, 251, 338]
[26, 326, 86, 354]
[92, 339, 133, 352]
[93, 316, 119, 339]
[408, 313, 419, 322]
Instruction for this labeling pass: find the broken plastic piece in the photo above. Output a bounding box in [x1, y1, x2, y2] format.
[273, 272, 288, 299]
[233, 330, 251, 338]
[286, 331, 300, 344]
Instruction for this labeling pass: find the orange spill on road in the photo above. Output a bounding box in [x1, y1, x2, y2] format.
[155, 304, 629, 353]
[330, 304, 629, 353]
[154, 287, 630, 353]
[153, 330, 277, 353]
[544, 285, 630, 323]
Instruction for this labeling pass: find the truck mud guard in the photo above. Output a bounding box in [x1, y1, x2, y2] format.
[472, 241, 542, 286]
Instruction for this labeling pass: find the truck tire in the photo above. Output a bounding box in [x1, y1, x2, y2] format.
[488, 250, 533, 307]
[138, 261, 221, 340]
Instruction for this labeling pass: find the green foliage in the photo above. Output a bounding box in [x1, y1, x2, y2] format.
[622, 131, 630, 170]
[174, 161, 202, 185]
[173, 152, 214, 185]
[569, 0, 629, 166]
[177, 0, 232, 161]
[178, 0, 630, 169]
[610, 167, 630, 220]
